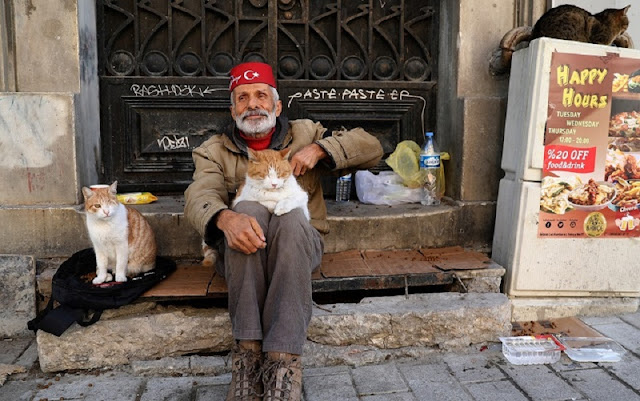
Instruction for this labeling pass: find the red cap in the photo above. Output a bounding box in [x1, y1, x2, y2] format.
[228, 62, 277, 92]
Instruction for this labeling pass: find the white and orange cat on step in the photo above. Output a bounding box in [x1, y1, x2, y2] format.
[82, 181, 157, 284]
[233, 148, 310, 220]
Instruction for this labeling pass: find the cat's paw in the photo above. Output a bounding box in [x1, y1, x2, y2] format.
[274, 200, 294, 216]
[115, 274, 128, 283]
[93, 274, 109, 285]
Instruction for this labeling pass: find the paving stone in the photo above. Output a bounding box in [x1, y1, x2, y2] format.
[189, 355, 229, 376]
[0, 378, 43, 401]
[352, 363, 408, 396]
[584, 321, 640, 354]
[131, 356, 189, 376]
[14, 340, 38, 369]
[498, 363, 582, 401]
[618, 311, 640, 330]
[304, 365, 351, 378]
[0, 338, 32, 364]
[303, 371, 359, 401]
[603, 353, 640, 391]
[398, 361, 474, 401]
[361, 392, 417, 401]
[32, 372, 143, 401]
[443, 351, 506, 383]
[465, 380, 529, 401]
[581, 315, 627, 326]
[549, 355, 598, 372]
[140, 376, 229, 401]
[194, 384, 228, 401]
[558, 368, 640, 401]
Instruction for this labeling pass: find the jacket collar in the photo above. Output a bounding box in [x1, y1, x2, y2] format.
[226, 116, 290, 155]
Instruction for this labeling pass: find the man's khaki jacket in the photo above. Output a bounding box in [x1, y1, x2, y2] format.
[184, 117, 383, 243]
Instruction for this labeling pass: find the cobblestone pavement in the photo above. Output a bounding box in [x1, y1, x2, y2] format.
[2, 312, 640, 401]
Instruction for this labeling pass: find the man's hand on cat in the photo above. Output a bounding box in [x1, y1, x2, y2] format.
[290, 143, 327, 176]
[216, 209, 266, 254]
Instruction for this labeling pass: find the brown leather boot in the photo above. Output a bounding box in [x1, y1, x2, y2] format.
[226, 340, 263, 401]
[261, 352, 303, 401]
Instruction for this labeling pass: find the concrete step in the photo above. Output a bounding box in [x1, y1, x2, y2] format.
[2, 196, 495, 258]
[35, 292, 512, 372]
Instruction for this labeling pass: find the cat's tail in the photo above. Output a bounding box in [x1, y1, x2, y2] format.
[489, 26, 533, 77]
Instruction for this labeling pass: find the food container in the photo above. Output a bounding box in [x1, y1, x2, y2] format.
[557, 337, 626, 362]
[499, 335, 563, 365]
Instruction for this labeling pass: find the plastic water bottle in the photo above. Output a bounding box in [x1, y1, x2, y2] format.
[419, 132, 441, 205]
[336, 174, 352, 202]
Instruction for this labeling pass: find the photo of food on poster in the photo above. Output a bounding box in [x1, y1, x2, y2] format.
[539, 51, 640, 238]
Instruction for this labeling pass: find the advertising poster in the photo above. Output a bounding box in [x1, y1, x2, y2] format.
[539, 51, 640, 238]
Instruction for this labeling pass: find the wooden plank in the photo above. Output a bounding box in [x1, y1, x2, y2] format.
[207, 273, 228, 296]
[142, 263, 214, 298]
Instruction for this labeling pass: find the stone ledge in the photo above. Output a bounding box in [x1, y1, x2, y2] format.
[1, 197, 496, 258]
[36, 293, 511, 372]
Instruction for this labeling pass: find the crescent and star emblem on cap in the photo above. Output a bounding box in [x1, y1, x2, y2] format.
[243, 70, 260, 80]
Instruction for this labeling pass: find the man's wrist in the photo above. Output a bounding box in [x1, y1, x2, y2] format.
[215, 209, 232, 229]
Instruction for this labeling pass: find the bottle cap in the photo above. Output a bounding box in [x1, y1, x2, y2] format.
[426, 132, 434, 138]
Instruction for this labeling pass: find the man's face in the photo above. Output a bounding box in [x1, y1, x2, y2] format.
[231, 83, 283, 136]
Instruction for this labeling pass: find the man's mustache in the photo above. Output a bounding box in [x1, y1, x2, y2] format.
[240, 109, 269, 120]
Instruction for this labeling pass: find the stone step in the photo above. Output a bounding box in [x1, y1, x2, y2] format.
[2, 196, 495, 259]
[35, 292, 512, 372]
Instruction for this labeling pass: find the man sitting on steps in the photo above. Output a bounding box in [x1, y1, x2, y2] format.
[184, 61, 383, 400]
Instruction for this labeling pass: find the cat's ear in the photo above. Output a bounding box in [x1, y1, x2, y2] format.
[82, 187, 93, 200]
[109, 181, 118, 195]
[247, 148, 259, 161]
[280, 148, 292, 160]
[623, 5, 631, 15]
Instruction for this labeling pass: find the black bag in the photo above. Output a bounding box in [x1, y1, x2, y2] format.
[28, 248, 176, 336]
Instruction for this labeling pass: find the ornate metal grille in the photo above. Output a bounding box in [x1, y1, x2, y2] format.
[96, 0, 438, 193]
[98, 0, 437, 81]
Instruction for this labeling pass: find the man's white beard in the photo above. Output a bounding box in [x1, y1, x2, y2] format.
[235, 107, 277, 136]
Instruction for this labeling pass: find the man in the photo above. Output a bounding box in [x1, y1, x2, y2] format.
[184, 62, 383, 401]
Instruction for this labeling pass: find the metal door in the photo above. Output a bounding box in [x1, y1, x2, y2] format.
[97, 0, 438, 193]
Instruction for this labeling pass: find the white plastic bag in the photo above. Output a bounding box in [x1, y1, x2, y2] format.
[355, 170, 423, 205]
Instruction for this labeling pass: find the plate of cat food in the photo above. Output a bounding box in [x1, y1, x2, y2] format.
[567, 179, 616, 212]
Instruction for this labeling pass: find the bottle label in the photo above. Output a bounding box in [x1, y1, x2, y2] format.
[420, 155, 440, 168]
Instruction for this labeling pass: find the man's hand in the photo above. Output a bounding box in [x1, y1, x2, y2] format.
[216, 209, 266, 254]
[290, 143, 327, 176]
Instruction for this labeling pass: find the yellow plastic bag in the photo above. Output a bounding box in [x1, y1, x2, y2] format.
[385, 141, 423, 188]
[386, 140, 449, 197]
[117, 192, 158, 205]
